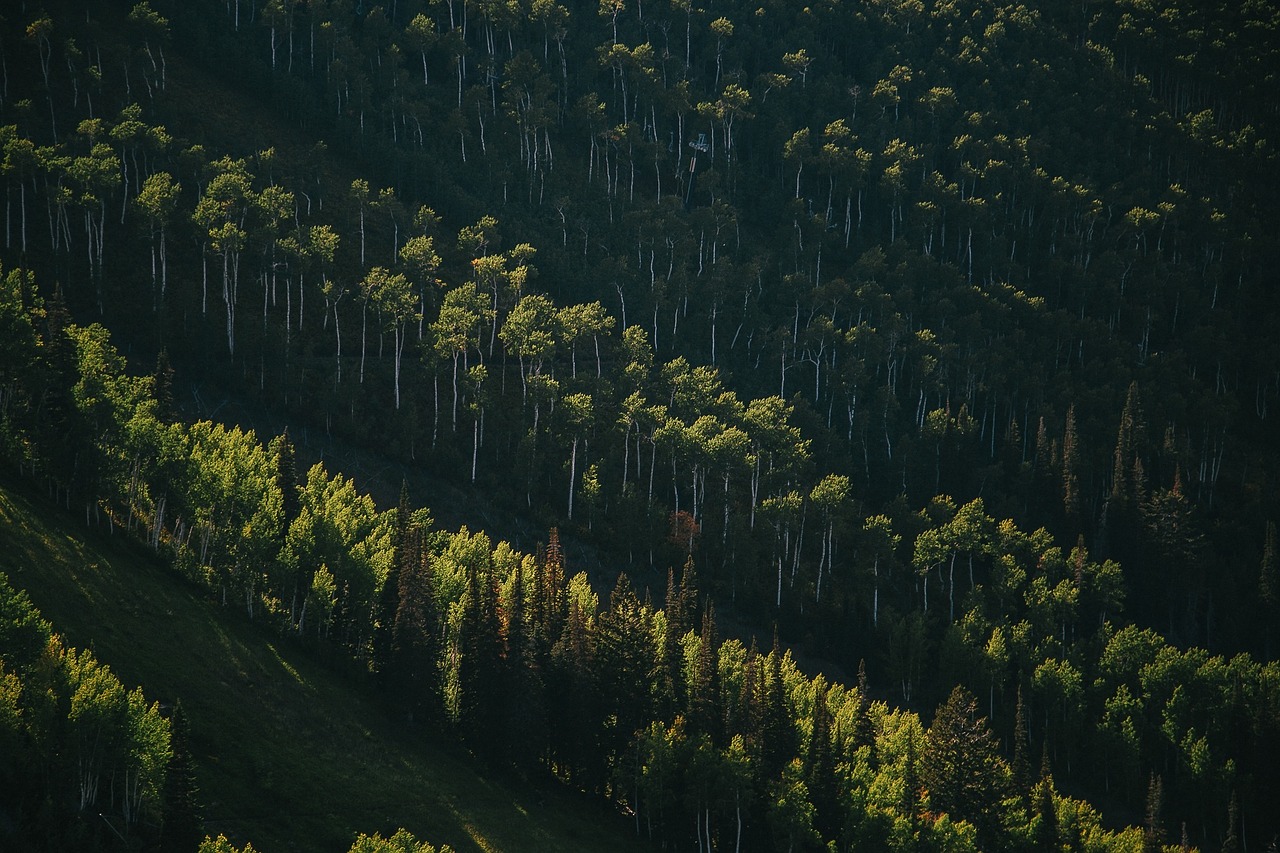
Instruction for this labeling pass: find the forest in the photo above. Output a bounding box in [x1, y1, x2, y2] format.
[1, 0, 1278, 849]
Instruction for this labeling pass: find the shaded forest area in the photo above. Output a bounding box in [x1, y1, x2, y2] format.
[2, 0, 1280, 849]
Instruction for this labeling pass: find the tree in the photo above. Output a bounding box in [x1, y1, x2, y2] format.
[399, 234, 441, 338]
[432, 283, 490, 431]
[134, 171, 181, 308]
[1030, 776, 1059, 853]
[1142, 773, 1165, 853]
[922, 685, 1011, 848]
[160, 700, 202, 851]
[500, 293, 558, 402]
[804, 678, 840, 842]
[1062, 403, 1081, 526]
[557, 301, 616, 378]
[809, 474, 850, 604]
[1262, 522, 1279, 656]
[561, 392, 593, 520]
[348, 828, 451, 853]
[767, 758, 820, 852]
[862, 514, 900, 628]
[595, 573, 657, 769]
[192, 157, 254, 354]
[371, 268, 417, 408]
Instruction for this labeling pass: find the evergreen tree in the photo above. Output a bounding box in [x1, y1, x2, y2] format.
[503, 557, 546, 773]
[459, 562, 506, 759]
[1261, 522, 1278, 656]
[922, 685, 1012, 849]
[160, 700, 202, 852]
[852, 658, 875, 755]
[1143, 773, 1165, 853]
[595, 573, 657, 771]
[1031, 777, 1059, 853]
[393, 526, 439, 718]
[154, 347, 176, 424]
[804, 677, 840, 843]
[1011, 685, 1032, 805]
[687, 600, 720, 742]
[902, 724, 920, 834]
[373, 482, 413, 681]
[758, 632, 796, 781]
[1062, 404, 1081, 527]
[1221, 791, 1240, 853]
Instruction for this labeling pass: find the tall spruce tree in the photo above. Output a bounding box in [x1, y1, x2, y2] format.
[922, 685, 1012, 849]
[160, 700, 202, 852]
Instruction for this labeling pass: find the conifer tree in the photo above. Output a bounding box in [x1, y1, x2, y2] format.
[1222, 791, 1240, 853]
[1062, 404, 1081, 526]
[1011, 685, 1032, 805]
[1143, 773, 1165, 853]
[459, 562, 506, 759]
[1031, 776, 1059, 853]
[804, 677, 840, 843]
[153, 348, 176, 424]
[687, 601, 721, 742]
[1261, 522, 1278, 656]
[758, 632, 795, 780]
[852, 659, 875, 754]
[530, 528, 567, 667]
[160, 700, 202, 852]
[922, 685, 1012, 849]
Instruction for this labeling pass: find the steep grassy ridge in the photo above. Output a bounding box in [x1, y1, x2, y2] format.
[0, 474, 646, 853]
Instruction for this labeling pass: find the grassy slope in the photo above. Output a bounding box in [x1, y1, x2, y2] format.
[0, 473, 649, 853]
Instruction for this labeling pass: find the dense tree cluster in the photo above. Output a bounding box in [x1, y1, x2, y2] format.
[2, 0, 1280, 849]
[4, 279, 1280, 848]
[200, 827, 451, 853]
[0, 573, 175, 849]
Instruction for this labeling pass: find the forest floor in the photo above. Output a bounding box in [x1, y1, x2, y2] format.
[0, 471, 653, 853]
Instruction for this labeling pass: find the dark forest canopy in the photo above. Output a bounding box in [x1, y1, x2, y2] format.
[1, 0, 1279, 849]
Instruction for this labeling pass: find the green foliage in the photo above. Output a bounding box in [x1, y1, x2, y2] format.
[0, 572, 170, 848]
[348, 829, 452, 853]
[3, 0, 1280, 848]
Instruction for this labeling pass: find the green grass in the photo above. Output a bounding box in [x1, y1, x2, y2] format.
[0, 473, 650, 853]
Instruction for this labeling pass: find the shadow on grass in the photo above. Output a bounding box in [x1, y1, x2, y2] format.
[0, 475, 650, 853]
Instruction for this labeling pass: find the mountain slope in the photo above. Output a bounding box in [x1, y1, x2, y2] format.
[0, 472, 647, 853]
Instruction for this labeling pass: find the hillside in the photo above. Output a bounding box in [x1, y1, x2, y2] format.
[0, 473, 648, 853]
[2, 0, 1280, 849]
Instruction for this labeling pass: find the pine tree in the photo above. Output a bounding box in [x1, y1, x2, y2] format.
[1262, 522, 1279, 605]
[1062, 404, 1081, 526]
[153, 347, 176, 423]
[373, 482, 413, 680]
[759, 632, 796, 780]
[459, 562, 506, 759]
[922, 685, 1012, 849]
[1011, 685, 1032, 805]
[852, 659, 875, 756]
[1031, 777, 1059, 853]
[531, 528, 567, 665]
[687, 601, 720, 742]
[393, 526, 439, 718]
[160, 700, 202, 852]
[1222, 791, 1240, 853]
[1260, 522, 1278, 656]
[548, 592, 599, 786]
[595, 573, 657, 768]
[504, 557, 546, 773]
[902, 724, 920, 833]
[804, 678, 840, 843]
[273, 428, 300, 526]
[659, 563, 689, 717]
[1112, 382, 1145, 505]
[1143, 773, 1165, 853]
